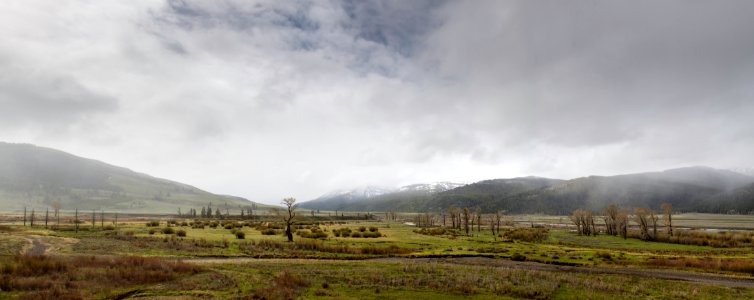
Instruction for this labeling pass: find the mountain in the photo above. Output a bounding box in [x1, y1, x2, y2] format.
[299, 182, 464, 212]
[300, 167, 754, 214]
[0, 142, 265, 214]
[298, 186, 396, 211]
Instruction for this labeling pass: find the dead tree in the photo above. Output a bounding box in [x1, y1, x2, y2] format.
[277, 198, 298, 242]
[462, 207, 470, 235]
[634, 208, 658, 240]
[603, 204, 619, 236]
[661, 202, 673, 236]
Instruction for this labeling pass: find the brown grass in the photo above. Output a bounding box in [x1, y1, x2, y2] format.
[251, 270, 310, 300]
[647, 257, 754, 275]
[0, 255, 202, 299]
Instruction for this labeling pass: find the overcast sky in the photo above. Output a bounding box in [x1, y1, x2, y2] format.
[2, 1, 754, 204]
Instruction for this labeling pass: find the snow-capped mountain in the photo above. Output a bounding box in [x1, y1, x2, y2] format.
[299, 182, 464, 211]
[399, 182, 466, 193]
[318, 186, 397, 202]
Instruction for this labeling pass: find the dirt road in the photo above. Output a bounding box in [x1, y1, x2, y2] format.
[20, 235, 78, 256]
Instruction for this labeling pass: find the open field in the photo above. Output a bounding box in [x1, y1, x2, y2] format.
[1, 213, 754, 299]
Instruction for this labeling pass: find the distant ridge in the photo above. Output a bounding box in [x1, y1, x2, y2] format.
[301, 167, 754, 214]
[0, 142, 267, 213]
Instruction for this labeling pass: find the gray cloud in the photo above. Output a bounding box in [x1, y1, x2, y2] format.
[0, 63, 118, 130]
[1, 0, 753, 203]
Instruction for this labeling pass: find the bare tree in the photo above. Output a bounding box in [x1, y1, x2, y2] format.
[616, 209, 629, 239]
[52, 200, 61, 222]
[634, 207, 658, 240]
[277, 198, 298, 242]
[487, 214, 497, 241]
[603, 204, 619, 236]
[45, 208, 49, 228]
[570, 209, 594, 236]
[462, 207, 470, 235]
[475, 207, 481, 232]
[75, 208, 79, 233]
[661, 202, 673, 236]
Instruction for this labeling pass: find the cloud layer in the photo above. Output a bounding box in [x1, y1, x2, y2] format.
[2, 0, 753, 203]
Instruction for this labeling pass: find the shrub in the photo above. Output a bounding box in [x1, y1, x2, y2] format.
[414, 228, 447, 236]
[350, 232, 362, 238]
[176, 230, 187, 237]
[161, 227, 175, 234]
[103, 225, 115, 231]
[595, 251, 612, 260]
[146, 221, 160, 227]
[235, 231, 246, 239]
[358, 226, 367, 232]
[511, 253, 527, 261]
[362, 232, 382, 238]
[369, 226, 378, 232]
[501, 228, 549, 242]
[261, 229, 278, 235]
[148, 229, 156, 235]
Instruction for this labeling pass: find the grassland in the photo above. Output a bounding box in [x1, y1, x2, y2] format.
[1, 213, 754, 299]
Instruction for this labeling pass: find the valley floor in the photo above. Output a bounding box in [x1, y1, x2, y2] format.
[1, 214, 754, 299]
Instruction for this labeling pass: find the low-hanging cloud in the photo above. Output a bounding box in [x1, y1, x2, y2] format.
[1, 0, 753, 203]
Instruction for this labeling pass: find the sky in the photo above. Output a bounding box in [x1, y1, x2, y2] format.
[2, 0, 754, 204]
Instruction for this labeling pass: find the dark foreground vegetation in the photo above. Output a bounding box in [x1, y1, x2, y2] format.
[0, 255, 201, 299]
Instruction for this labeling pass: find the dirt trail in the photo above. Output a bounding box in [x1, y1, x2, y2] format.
[20, 235, 78, 256]
[186, 256, 754, 289]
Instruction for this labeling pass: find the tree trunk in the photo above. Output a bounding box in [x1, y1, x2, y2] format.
[286, 223, 293, 242]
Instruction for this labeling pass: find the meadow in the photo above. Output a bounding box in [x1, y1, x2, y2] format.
[1, 212, 754, 299]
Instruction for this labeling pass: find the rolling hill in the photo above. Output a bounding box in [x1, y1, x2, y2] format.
[0, 142, 266, 214]
[301, 167, 754, 214]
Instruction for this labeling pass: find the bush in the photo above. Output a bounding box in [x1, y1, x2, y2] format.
[362, 232, 382, 238]
[501, 228, 549, 242]
[369, 226, 378, 232]
[146, 221, 160, 227]
[350, 232, 362, 238]
[103, 225, 115, 231]
[176, 230, 187, 237]
[261, 229, 278, 235]
[148, 229, 156, 235]
[414, 228, 446, 236]
[161, 227, 175, 234]
[358, 226, 367, 232]
[511, 253, 527, 261]
[235, 231, 246, 239]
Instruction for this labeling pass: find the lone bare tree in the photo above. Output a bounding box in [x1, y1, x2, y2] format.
[278, 197, 297, 242]
[661, 202, 673, 236]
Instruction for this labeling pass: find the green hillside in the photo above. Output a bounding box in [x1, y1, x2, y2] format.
[0, 142, 269, 214]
